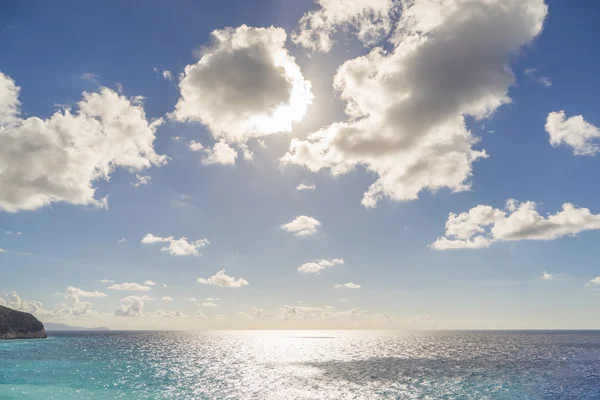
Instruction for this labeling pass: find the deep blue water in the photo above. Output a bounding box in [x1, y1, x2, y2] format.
[1, 330, 600, 399]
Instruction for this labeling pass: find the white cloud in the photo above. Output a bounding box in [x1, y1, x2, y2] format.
[96, 279, 115, 283]
[298, 258, 344, 274]
[141, 233, 209, 256]
[282, 0, 548, 208]
[237, 306, 264, 319]
[586, 277, 600, 286]
[189, 140, 238, 166]
[171, 25, 313, 163]
[539, 271, 562, 280]
[432, 200, 600, 250]
[162, 284, 168, 288]
[524, 68, 552, 87]
[334, 282, 361, 289]
[296, 182, 316, 191]
[64, 286, 106, 299]
[108, 282, 152, 292]
[197, 270, 249, 288]
[0, 72, 166, 212]
[151, 309, 185, 318]
[81, 72, 99, 82]
[162, 70, 173, 81]
[0, 291, 43, 314]
[144, 280, 157, 286]
[117, 238, 127, 244]
[188, 297, 198, 302]
[114, 295, 150, 317]
[545, 111, 600, 156]
[292, 0, 395, 52]
[205, 297, 220, 301]
[202, 302, 219, 307]
[131, 174, 151, 187]
[281, 215, 321, 236]
[161, 296, 174, 302]
[56, 286, 106, 317]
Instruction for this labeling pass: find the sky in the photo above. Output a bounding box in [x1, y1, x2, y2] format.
[1, 0, 600, 330]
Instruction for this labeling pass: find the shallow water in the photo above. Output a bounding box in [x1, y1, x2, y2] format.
[1, 330, 600, 399]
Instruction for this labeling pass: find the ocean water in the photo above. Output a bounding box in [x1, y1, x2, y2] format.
[1, 331, 600, 399]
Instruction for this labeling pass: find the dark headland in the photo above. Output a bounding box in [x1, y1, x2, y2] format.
[0, 305, 47, 339]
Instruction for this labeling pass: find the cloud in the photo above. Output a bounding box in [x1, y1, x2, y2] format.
[296, 182, 316, 191]
[64, 286, 106, 299]
[162, 70, 173, 81]
[0, 72, 166, 212]
[292, 0, 396, 52]
[151, 309, 185, 318]
[131, 174, 151, 187]
[108, 282, 152, 292]
[117, 238, 127, 244]
[141, 233, 209, 256]
[432, 200, 600, 250]
[586, 277, 600, 287]
[161, 296, 173, 302]
[188, 298, 198, 302]
[334, 282, 361, 289]
[539, 271, 563, 281]
[545, 111, 600, 156]
[189, 140, 238, 165]
[196, 270, 249, 288]
[237, 306, 264, 319]
[298, 258, 344, 274]
[171, 25, 313, 162]
[114, 295, 150, 317]
[281, 215, 321, 236]
[81, 72, 99, 82]
[205, 297, 220, 301]
[162, 284, 168, 288]
[524, 67, 552, 87]
[144, 280, 157, 286]
[55, 286, 106, 317]
[202, 302, 219, 307]
[282, 0, 548, 208]
[97, 279, 115, 283]
[0, 291, 43, 314]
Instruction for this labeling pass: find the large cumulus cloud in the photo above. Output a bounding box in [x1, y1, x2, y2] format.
[282, 0, 548, 207]
[172, 25, 313, 164]
[0, 72, 165, 212]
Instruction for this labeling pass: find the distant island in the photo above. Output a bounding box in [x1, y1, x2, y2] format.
[0, 305, 47, 339]
[44, 322, 110, 331]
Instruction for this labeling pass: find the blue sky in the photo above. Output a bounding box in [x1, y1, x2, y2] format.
[1, 0, 600, 329]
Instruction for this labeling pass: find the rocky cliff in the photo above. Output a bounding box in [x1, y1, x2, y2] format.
[0, 305, 47, 339]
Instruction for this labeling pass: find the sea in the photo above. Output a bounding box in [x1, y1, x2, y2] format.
[1, 330, 600, 399]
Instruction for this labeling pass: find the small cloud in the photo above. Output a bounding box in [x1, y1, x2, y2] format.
[524, 68, 552, 87]
[97, 279, 115, 284]
[539, 271, 564, 280]
[586, 277, 600, 287]
[116, 82, 124, 93]
[161, 296, 173, 302]
[296, 182, 316, 191]
[144, 280, 158, 286]
[141, 233, 209, 256]
[162, 70, 173, 81]
[108, 282, 152, 292]
[197, 270, 249, 288]
[298, 258, 344, 274]
[334, 282, 361, 289]
[281, 216, 321, 236]
[162, 284, 168, 288]
[117, 238, 127, 244]
[202, 302, 219, 307]
[131, 174, 151, 187]
[188, 297, 197, 302]
[81, 72, 99, 82]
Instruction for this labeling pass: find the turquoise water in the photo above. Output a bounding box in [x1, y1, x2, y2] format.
[1, 330, 600, 399]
